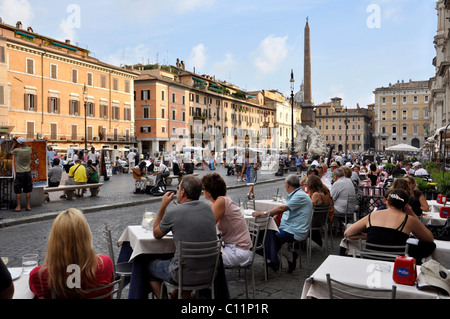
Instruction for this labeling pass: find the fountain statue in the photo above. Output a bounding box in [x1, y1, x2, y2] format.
[294, 124, 328, 157]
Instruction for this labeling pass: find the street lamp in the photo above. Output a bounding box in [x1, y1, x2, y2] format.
[290, 69, 296, 171]
[83, 84, 88, 153]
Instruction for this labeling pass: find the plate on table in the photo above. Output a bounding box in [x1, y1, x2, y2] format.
[244, 210, 254, 216]
[8, 268, 22, 281]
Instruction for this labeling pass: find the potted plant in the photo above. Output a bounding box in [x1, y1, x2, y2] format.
[415, 177, 437, 200]
[433, 172, 450, 198]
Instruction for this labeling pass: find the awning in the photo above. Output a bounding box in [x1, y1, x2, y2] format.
[193, 77, 207, 84]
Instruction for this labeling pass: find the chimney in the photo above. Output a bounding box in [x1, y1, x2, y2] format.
[16, 21, 22, 29]
[65, 39, 71, 44]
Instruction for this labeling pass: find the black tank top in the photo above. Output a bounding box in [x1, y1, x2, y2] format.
[366, 213, 409, 250]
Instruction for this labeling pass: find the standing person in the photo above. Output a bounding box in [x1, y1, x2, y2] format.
[201, 173, 253, 268]
[242, 151, 259, 199]
[148, 176, 218, 298]
[365, 163, 381, 187]
[127, 149, 136, 174]
[295, 153, 303, 174]
[234, 150, 244, 182]
[87, 147, 100, 167]
[9, 137, 32, 212]
[253, 175, 313, 273]
[29, 208, 115, 299]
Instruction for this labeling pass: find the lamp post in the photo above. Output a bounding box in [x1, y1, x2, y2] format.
[83, 84, 88, 153]
[290, 69, 296, 171]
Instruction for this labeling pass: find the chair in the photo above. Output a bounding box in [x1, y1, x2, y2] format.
[52, 276, 125, 299]
[353, 239, 409, 262]
[253, 215, 271, 281]
[326, 273, 397, 299]
[226, 220, 263, 298]
[160, 238, 222, 299]
[309, 203, 332, 256]
[102, 224, 133, 280]
[344, 194, 358, 228]
[246, 199, 256, 210]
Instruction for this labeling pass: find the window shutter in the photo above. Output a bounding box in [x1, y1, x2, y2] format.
[33, 94, 37, 110]
[56, 98, 60, 114]
[24, 94, 28, 110]
[47, 97, 51, 113]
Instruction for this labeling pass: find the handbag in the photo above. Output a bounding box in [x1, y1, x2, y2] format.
[88, 171, 99, 183]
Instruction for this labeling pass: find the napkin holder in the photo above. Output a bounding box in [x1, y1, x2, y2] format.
[393, 256, 417, 286]
[437, 194, 446, 204]
[440, 206, 450, 219]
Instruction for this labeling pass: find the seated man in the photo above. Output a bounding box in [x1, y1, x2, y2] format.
[172, 159, 186, 177]
[61, 159, 87, 199]
[148, 176, 218, 298]
[331, 167, 356, 229]
[253, 174, 313, 274]
[153, 161, 170, 186]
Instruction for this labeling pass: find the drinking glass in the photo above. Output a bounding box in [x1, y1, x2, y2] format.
[143, 212, 156, 232]
[22, 254, 38, 274]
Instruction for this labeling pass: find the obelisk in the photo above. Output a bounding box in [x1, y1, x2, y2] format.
[301, 17, 315, 127]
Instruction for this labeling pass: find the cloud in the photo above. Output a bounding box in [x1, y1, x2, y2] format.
[188, 44, 207, 72]
[211, 53, 237, 80]
[103, 44, 151, 67]
[0, 0, 34, 26]
[253, 35, 289, 74]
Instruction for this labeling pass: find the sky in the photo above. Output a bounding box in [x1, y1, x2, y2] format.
[0, 0, 438, 109]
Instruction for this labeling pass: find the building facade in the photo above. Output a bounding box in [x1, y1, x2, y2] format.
[131, 63, 278, 156]
[373, 80, 431, 151]
[0, 21, 138, 152]
[429, 0, 450, 157]
[315, 97, 372, 153]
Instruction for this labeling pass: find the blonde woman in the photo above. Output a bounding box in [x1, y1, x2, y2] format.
[29, 208, 114, 299]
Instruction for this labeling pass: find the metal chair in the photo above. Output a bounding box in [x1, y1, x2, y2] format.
[353, 239, 409, 262]
[226, 220, 262, 298]
[309, 203, 332, 256]
[344, 194, 358, 228]
[160, 238, 223, 299]
[102, 224, 133, 280]
[326, 273, 397, 299]
[253, 215, 271, 281]
[52, 276, 125, 299]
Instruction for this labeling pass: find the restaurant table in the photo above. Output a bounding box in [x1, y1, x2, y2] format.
[253, 199, 284, 212]
[421, 211, 447, 227]
[117, 225, 229, 299]
[9, 268, 34, 299]
[340, 238, 450, 269]
[301, 255, 449, 299]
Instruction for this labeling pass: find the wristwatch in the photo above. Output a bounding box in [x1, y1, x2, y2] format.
[264, 211, 269, 216]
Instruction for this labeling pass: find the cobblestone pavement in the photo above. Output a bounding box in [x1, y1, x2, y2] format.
[0, 165, 343, 299]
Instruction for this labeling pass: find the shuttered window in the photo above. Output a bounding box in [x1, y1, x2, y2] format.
[50, 123, 57, 140]
[71, 125, 77, 140]
[26, 58, 34, 74]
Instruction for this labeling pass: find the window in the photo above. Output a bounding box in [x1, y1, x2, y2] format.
[413, 125, 418, 135]
[381, 110, 386, 121]
[141, 90, 150, 100]
[392, 126, 397, 135]
[402, 125, 407, 135]
[182, 95, 186, 105]
[124, 108, 131, 121]
[182, 111, 186, 122]
[87, 102, 95, 117]
[0, 46, 5, 63]
[381, 126, 386, 134]
[403, 96, 407, 104]
[172, 109, 176, 120]
[100, 104, 108, 118]
[100, 75, 107, 88]
[413, 108, 419, 119]
[48, 97, 59, 114]
[161, 90, 165, 101]
[392, 110, 397, 120]
[113, 106, 120, 120]
[413, 96, 418, 103]
[27, 122, 35, 139]
[50, 64, 58, 79]
[0, 86, 4, 105]
[402, 110, 407, 120]
[125, 80, 130, 93]
[172, 93, 176, 103]
[161, 108, 165, 118]
[71, 125, 77, 140]
[50, 123, 57, 140]
[70, 100, 79, 115]
[424, 108, 429, 118]
[382, 97, 386, 104]
[113, 78, 118, 91]
[87, 73, 93, 86]
[143, 106, 149, 119]
[71, 69, 78, 83]
[26, 58, 34, 74]
[161, 126, 166, 133]
[425, 95, 429, 103]
[392, 96, 396, 104]
[141, 126, 151, 133]
[25, 94, 36, 111]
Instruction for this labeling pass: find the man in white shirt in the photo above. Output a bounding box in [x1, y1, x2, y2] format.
[127, 150, 136, 173]
[87, 147, 100, 167]
[413, 163, 429, 176]
[317, 164, 332, 190]
[331, 168, 356, 229]
[154, 161, 170, 185]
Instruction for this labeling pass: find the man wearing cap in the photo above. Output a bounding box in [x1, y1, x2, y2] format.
[9, 137, 32, 211]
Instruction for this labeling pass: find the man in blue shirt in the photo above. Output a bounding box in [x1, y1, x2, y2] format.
[253, 175, 313, 273]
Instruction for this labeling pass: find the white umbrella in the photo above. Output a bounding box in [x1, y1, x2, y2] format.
[385, 144, 420, 152]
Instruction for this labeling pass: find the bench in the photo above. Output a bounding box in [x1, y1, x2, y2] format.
[165, 173, 199, 186]
[44, 183, 104, 200]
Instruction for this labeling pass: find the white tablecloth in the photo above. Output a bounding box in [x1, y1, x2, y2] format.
[253, 199, 284, 212]
[421, 212, 447, 227]
[9, 268, 34, 299]
[243, 209, 279, 232]
[301, 255, 448, 299]
[117, 225, 175, 261]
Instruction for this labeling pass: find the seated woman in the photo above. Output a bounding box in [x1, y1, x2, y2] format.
[306, 175, 334, 247]
[29, 208, 114, 299]
[201, 173, 253, 268]
[404, 175, 429, 216]
[344, 189, 435, 264]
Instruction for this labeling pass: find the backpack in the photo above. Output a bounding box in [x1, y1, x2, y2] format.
[149, 178, 167, 196]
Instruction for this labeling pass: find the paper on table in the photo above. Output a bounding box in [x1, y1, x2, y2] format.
[8, 268, 22, 281]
